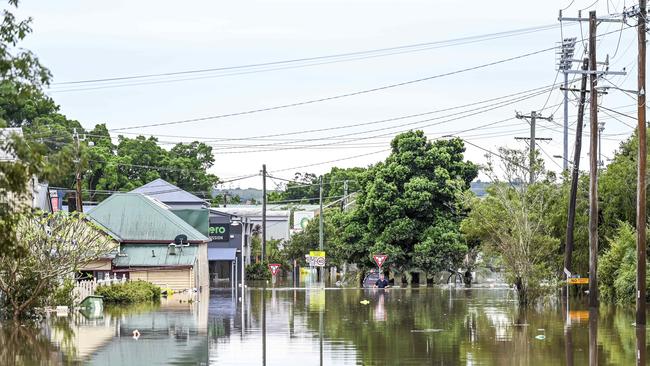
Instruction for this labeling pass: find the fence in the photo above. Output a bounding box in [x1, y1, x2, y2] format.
[72, 273, 127, 304]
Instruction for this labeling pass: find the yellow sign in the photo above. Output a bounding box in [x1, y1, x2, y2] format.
[569, 310, 590, 322]
[309, 251, 325, 257]
[567, 277, 589, 285]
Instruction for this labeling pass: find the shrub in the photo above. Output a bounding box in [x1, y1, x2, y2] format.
[50, 278, 76, 307]
[95, 280, 161, 303]
[246, 262, 271, 280]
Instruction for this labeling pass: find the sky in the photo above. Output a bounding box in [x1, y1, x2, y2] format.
[15, 0, 640, 189]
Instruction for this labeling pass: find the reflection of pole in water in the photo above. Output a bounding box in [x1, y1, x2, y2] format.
[262, 288, 267, 366]
[637, 325, 646, 366]
[562, 295, 573, 366]
[588, 307, 597, 366]
[319, 308, 323, 366]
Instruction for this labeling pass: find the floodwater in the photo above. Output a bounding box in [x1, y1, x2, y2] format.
[1, 285, 649, 365]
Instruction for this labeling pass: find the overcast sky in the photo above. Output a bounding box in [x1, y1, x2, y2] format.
[16, 0, 639, 189]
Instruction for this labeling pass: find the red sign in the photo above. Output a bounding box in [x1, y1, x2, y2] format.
[268, 263, 281, 276]
[373, 255, 388, 269]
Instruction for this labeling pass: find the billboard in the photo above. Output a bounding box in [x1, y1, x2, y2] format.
[293, 211, 315, 230]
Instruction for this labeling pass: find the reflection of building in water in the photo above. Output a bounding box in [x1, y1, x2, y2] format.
[481, 306, 512, 342]
[47, 295, 209, 365]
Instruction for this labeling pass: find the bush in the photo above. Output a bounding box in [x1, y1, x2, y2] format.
[50, 278, 75, 307]
[246, 262, 271, 280]
[599, 221, 650, 303]
[95, 280, 161, 303]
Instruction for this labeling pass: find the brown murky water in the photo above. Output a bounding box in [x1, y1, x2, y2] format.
[1, 286, 648, 365]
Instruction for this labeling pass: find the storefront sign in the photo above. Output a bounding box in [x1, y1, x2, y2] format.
[208, 224, 230, 242]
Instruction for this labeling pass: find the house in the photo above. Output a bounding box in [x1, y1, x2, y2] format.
[87, 193, 210, 292]
[130, 178, 209, 209]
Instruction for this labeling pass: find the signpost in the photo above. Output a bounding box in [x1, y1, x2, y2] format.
[307, 251, 326, 267]
[373, 254, 388, 269]
[567, 277, 589, 285]
[268, 263, 281, 277]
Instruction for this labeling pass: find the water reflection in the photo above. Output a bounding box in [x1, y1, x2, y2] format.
[2, 287, 650, 365]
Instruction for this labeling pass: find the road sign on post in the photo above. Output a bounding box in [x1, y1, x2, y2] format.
[268, 263, 281, 276]
[373, 254, 388, 269]
[307, 251, 326, 267]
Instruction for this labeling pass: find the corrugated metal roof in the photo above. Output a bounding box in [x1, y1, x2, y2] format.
[131, 178, 207, 204]
[113, 244, 197, 267]
[208, 247, 237, 261]
[87, 193, 209, 242]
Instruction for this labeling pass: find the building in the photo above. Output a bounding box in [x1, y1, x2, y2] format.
[216, 206, 291, 242]
[207, 209, 252, 287]
[87, 193, 210, 292]
[131, 178, 209, 209]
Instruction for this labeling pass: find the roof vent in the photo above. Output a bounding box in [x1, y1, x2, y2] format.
[151, 249, 156, 258]
[168, 243, 177, 255]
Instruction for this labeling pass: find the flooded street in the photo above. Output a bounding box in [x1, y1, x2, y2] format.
[2, 286, 649, 365]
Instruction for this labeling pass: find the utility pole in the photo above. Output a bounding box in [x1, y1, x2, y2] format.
[319, 175, 324, 250]
[515, 111, 553, 184]
[318, 175, 324, 282]
[588, 10, 599, 308]
[342, 180, 348, 211]
[559, 38, 577, 171]
[261, 164, 267, 263]
[564, 58, 589, 277]
[223, 192, 228, 207]
[636, 0, 647, 326]
[598, 122, 605, 167]
[72, 128, 83, 213]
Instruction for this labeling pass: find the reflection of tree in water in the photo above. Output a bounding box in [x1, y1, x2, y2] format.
[0, 323, 61, 365]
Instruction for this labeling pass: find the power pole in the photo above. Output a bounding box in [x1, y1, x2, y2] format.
[598, 122, 605, 167]
[72, 128, 83, 213]
[319, 175, 324, 250]
[515, 111, 553, 184]
[318, 175, 324, 282]
[559, 38, 577, 171]
[223, 192, 228, 207]
[588, 10, 599, 308]
[564, 58, 590, 277]
[342, 180, 348, 211]
[636, 0, 647, 326]
[261, 164, 267, 263]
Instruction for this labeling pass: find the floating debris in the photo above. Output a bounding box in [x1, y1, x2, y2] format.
[535, 335, 546, 340]
[411, 329, 443, 333]
[360, 300, 370, 305]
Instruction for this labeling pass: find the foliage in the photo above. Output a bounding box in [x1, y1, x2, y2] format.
[598, 221, 650, 303]
[94, 280, 161, 303]
[50, 278, 75, 308]
[270, 167, 366, 204]
[246, 261, 271, 280]
[0, 212, 116, 321]
[461, 148, 560, 304]
[282, 208, 340, 265]
[335, 131, 478, 277]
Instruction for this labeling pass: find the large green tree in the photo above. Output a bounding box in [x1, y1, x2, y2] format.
[336, 130, 478, 278]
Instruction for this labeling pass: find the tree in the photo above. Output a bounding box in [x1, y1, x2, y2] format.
[461, 148, 561, 304]
[0, 212, 115, 321]
[337, 131, 478, 279]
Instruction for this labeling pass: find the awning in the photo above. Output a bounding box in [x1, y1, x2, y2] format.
[208, 247, 237, 261]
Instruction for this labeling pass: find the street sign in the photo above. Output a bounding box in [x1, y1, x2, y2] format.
[307, 251, 326, 267]
[268, 263, 281, 276]
[373, 254, 388, 269]
[567, 277, 589, 285]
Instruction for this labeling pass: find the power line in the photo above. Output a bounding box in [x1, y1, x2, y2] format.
[51, 24, 566, 87]
[108, 46, 559, 132]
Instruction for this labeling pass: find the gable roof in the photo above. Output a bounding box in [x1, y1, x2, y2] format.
[113, 244, 197, 267]
[130, 178, 207, 204]
[87, 193, 209, 243]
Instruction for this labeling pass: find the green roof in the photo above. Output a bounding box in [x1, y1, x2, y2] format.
[113, 244, 197, 267]
[87, 193, 209, 243]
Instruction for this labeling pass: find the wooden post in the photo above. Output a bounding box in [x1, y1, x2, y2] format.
[637, 0, 647, 326]
[588, 10, 599, 308]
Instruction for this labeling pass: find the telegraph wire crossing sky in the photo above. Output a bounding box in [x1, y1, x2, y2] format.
[17, 0, 641, 188]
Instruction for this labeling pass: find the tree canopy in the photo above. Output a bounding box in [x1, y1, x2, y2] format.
[334, 131, 478, 277]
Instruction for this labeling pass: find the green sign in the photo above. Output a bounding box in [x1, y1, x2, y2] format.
[209, 224, 230, 242]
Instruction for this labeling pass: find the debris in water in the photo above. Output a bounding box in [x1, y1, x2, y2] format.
[360, 300, 370, 305]
[411, 329, 443, 333]
[535, 335, 546, 340]
[132, 329, 141, 340]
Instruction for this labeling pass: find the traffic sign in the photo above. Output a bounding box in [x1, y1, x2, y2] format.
[567, 277, 589, 285]
[307, 251, 326, 267]
[373, 254, 388, 269]
[268, 263, 281, 276]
